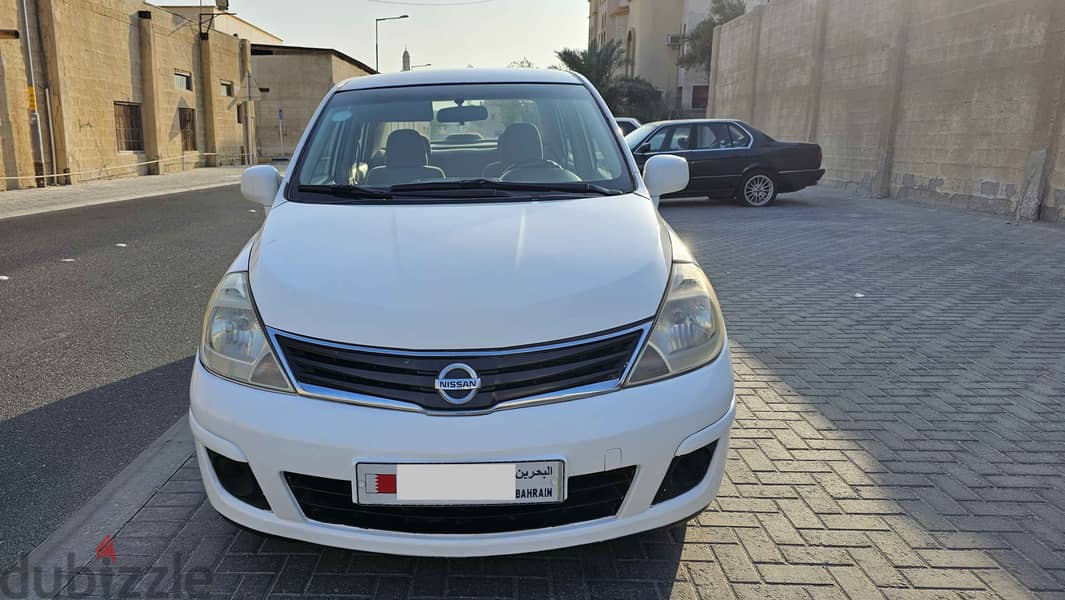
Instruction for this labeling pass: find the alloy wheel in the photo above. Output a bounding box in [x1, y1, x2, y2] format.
[744, 174, 775, 206]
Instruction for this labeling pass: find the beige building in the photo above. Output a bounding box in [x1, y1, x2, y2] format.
[0, 0, 374, 190]
[157, 5, 283, 45]
[588, 0, 765, 116]
[0, 0, 253, 190]
[251, 44, 375, 160]
[589, 0, 683, 110]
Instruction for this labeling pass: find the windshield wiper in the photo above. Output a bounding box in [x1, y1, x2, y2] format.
[388, 179, 624, 196]
[297, 184, 394, 200]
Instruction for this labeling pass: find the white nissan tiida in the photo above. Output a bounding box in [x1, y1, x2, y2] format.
[191, 69, 735, 556]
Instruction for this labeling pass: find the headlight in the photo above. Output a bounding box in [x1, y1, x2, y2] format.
[627, 262, 726, 385]
[200, 272, 292, 392]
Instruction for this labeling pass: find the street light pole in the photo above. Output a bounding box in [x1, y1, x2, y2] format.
[375, 14, 409, 72]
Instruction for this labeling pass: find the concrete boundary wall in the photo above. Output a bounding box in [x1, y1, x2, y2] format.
[708, 0, 1065, 222]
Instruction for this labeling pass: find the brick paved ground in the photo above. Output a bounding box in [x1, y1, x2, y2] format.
[59, 189, 1065, 598]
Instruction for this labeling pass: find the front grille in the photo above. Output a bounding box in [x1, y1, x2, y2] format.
[285, 467, 636, 534]
[273, 325, 645, 412]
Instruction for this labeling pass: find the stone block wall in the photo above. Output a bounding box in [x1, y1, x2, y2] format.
[892, 0, 1053, 215]
[201, 34, 245, 167]
[253, 51, 332, 161]
[1051, 124, 1065, 223]
[815, 0, 900, 193]
[708, 0, 1065, 222]
[708, 13, 758, 124]
[751, 0, 820, 143]
[1, 0, 245, 187]
[44, 0, 148, 179]
[253, 48, 372, 161]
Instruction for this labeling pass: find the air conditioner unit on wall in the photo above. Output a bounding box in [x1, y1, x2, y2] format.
[666, 34, 683, 48]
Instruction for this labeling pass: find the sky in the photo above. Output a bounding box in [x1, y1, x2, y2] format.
[157, 0, 589, 73]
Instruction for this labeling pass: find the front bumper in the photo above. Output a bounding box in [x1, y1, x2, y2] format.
[189, 349, 735, 557]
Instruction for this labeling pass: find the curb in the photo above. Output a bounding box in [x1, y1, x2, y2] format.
[1, 417, 194, 599]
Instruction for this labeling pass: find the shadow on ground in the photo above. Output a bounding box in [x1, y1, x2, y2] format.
[0, 358, 195, 573]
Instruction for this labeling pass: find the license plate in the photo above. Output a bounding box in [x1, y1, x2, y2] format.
[355, 461, 564, 506]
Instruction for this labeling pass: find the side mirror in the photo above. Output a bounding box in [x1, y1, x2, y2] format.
[637, 143, 652, 155]
[642, 155, 689, 207]
[241, 165, 281, 207]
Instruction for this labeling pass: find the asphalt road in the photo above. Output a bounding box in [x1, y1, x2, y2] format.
[0, 186, 263, 571]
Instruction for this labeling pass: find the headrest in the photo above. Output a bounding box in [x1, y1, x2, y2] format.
[498, 123, 544, 165]
[385, 129, 429, 168]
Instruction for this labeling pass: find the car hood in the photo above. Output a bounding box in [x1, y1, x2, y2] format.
[249, 194, 670, 349]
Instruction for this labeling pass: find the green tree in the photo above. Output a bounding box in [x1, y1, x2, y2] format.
[676, 18, 717, 81]
[555, 40, 668, 120]
[711, 0, 747, 24]
[508, 57, 535, 69]
[554, 39, 627, 96]
[677, 0, 746, 80]
[609, 77, 667, 123]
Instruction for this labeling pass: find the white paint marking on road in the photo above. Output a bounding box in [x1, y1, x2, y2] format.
[248, 209, 257, 213]
[854, 292, 866, 298]
[115, 243, 128, 248]
[61, 258, 76, 262]
[0, 275, 9, 281]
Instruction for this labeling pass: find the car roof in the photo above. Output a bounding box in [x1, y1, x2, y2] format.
[336, 68, 584, 92]
[642, 118, 744, 127]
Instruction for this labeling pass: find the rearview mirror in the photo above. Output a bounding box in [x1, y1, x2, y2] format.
[642, 155, 689, 208]
[437, 105, 488, 123]
[241, 165, 281, 207]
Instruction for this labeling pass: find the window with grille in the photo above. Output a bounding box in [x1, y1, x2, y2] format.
[114, 102, 144, 152]
[174, 71, 192, 91]
[179, 107, 197, 151]
[692, 85, 709, 110]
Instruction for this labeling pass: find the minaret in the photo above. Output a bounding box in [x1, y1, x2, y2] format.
[402, 47, 411, 71]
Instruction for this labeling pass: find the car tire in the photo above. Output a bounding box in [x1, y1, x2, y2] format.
[738, 171, 778, 207]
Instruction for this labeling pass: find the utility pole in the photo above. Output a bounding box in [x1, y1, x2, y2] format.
[18, 0, 47, 186]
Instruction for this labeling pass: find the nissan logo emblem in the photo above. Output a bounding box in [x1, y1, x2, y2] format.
[433, 363, 481, 405]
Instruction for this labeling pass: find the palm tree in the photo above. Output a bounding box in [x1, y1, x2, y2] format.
[555, 40, 627, 95]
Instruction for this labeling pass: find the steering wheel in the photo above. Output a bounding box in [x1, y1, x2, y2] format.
[501, 159, 563, 177]
[501, 159, 581, 183]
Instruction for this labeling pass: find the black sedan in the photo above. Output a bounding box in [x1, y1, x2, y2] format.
[625, 119, 825, 207]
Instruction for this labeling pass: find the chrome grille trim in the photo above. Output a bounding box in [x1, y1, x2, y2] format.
[267, 322, 652, 416]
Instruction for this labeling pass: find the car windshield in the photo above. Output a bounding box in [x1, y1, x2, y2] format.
[624, 124, 658, 151]
[292, 83, 633, 201]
